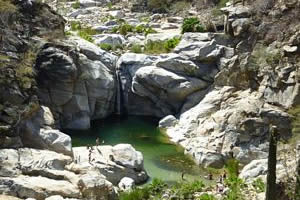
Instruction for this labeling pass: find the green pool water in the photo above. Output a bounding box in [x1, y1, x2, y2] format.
[67, 115, 215, 185]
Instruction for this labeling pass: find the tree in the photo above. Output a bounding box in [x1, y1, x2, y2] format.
[265, 125, 279, 200]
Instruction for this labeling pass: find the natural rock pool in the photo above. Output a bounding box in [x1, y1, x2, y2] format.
[67, 116, 215, 184]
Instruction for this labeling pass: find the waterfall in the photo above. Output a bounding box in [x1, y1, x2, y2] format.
[115, 68, 128, 116]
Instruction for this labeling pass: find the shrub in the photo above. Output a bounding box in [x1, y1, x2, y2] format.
[225, 159, 240, 178]
[99, 43, 112, 51]
[252, 178, 265, 193]
[134, 25, 157, 35]
[143, 37, 180, 54]
[199, 193, 217, 200]
[71, 0, 80, 9]
[175, 180, 205, 198]
[147, 178, 167, 195]
[78, 29, 94, 42]
[70, 22, 97, 42]
[16, 50, 36, 89]
[147, 0, 168, 12]
[144, 41, 168, 54]
[119, 24, 134, 35]
[107, 2, 112, 10]
[130, 44, 143, 53]
[181, 17, 205, 34]
[0, 0, 17, 13]
[164, 37, 181, 51]
[224, 176, 246, 200]
[119, 187, 150, 200]
[70, 21, 81, 31]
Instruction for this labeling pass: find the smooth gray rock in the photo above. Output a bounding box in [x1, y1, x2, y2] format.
[159, 115, 178, 129]
[93, 34, 126, 47]
[118, 177, 135, 191]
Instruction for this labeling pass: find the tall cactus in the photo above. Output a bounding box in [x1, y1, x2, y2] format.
[265, 125, 279, 200]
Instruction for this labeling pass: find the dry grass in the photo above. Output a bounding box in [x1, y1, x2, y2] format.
[0, 0, 17, 13]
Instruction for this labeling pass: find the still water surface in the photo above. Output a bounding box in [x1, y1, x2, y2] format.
[68, 115, 214, 184]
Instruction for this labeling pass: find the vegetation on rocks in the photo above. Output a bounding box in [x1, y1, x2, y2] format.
[181, 17, 206, 34]
[130, 37, 181, 54]
[0, 0, 17, 13]
[69, 21, 97, 42]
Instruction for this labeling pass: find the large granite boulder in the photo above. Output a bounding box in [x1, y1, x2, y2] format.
[35, 38, 117, 130]
[20, 106, 72, 156]
[116, 46, 231, 117]
[161, 87, 292, 168]
[70, 144, 148, 185]
[0, 144, 146, 199]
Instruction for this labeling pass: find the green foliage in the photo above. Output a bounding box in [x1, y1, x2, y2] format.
[252, 178, 265, 193]
[248, 44, 282, 71]
[119, 187, 150, 200]
[182, 17, 205, 34]
[78, 29, 94, 42]
[69, 21, 97, 42]
[70, 21, 81, 31]
[225, 159, 240, 178]
[147, 178, 167, 195]
[144, 41, 169, 54]
[0, 0, 17, 13]
[134, 25, 157, 35]
[71, 0, 80, 9]
[119, 23, 134, 35]
[143, 37, 181, 54]
[224, 176, 246, 200]
[107, 2, 113, 10]
[223, 159, 245, 200]
[119, 178, 166, 200]
[99, 43, 112, 51]
[98, 43, 124, 52]
[164, 37, 181, 51]
[173, 180, 205, 199]
[130, 44, 143, 53]
[16, 50, 36, 89]
[198, 193, 217, 200]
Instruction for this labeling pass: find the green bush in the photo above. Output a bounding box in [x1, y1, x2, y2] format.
[164, 37, 181, 51]
[199, 193, 217, 200]
[252, 178, 265, 193]
[173, 180, 205, 198]
[224, 176, 246, 200]
[119, 187, 150, 200]
[78, 29, 94, 42]
[107, 2, 112, 10]
[147, 178, 167, 195]
[130, 44, 143, 53]
[144, 41, 168, 54]
[70, 21, 81, 31]
[143, 37, 180, 54]
[134, 25, 157, 35]
[225, 159, 240, 178]
[71, 0, 80, 9]
[99, 43, 112, 51]
[119, 24, 134, 35]
[181, 17, 205, 34]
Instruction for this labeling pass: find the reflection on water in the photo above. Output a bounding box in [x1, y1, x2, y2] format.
[66, 115, 215, 184]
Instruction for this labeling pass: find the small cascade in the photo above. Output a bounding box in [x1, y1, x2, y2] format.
[115, 68, 128, 116]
